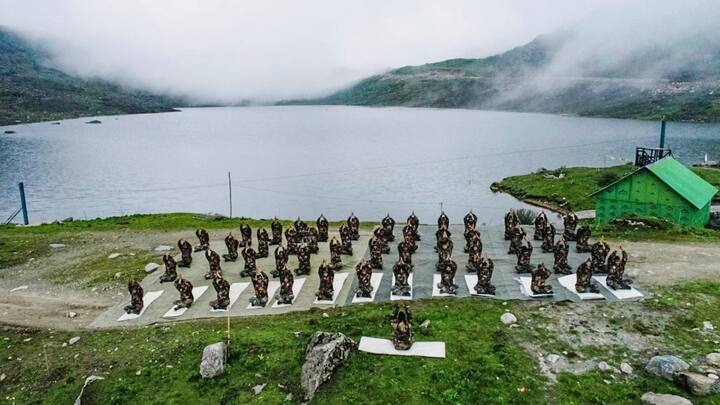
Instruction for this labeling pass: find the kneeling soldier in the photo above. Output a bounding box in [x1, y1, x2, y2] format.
[249, 268, 270, 307]
[355, 260, 374, 298]
[531, 263, 553, 295]
[177, 239, 193, 268]
[160, 253, 177, 283]
[316, 260, 335, 301]
[173, 276, 194, 310]
[194, 228, 209, 252]
[124, 277, 144, 314]
[209, 276, 230, 310]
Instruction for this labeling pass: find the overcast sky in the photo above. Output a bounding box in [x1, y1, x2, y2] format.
[1, 0, 717, 103]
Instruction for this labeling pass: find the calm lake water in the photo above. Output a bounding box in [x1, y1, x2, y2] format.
[1, 106, 719, 224]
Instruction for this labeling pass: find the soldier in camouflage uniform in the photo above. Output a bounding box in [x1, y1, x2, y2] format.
[531, 263, 553, 295]
[296, 244, 311, 276]
[382, 214, 396, 242]
[316, 260, 335, 301]
[437, 257, 458, 295]
[508, 225, 526, 255]
[240, 246, 257, 277]
[398, 235, 415, 269]
[339, 224, 353, 255]
[307, 227, 320, 254]
[160, 253, 177, 283]
[124, 277, 144, 314]
[563, 212, 579, 241]
[194, 228, 210, 252]
[407, 212, 421, 241]
[368, 236, 384, 270]
[257, 228, 270, 258]
[575, 258, 599, 293]
[438, 211, 450, 229]
[276, 264, 295, 305]
[590, 240, 610, 274]
[541, 223, 556, 253]
[465, 228, 482, 254]
[436, 236, 454, 271]
[316, 214, 329, 242]
[391, 303, 415, 351]
[435, 225, 452, 250]
[575, 225, 592, 253]
[272, 245, 289, 278]
[607, 246, 631, 290]
[515, 238, 533, 273]
[391, 258, 412, 297]
[209, 275, 230, 310]
[223, 232, 239, 262]
[347, 213, 360, 241]
[464, 210, 478, 234]
[177, 238, 193, 268]
[294, 217, 309, 241]
[329, 236, 343, 270]
[270, 218, 283, 245]
[533, 212, 548, 241]
[239, 224, 252, 248]
[285, 227, 299, 255]
[553, 236, 572, 274]
[354, 260, 374, 298]
[173, 276, 194, 310]
[474, 255, 496, 295]
[504, 209, 519, 240]
[466, 244, 482, 272]
[249, 267, 270, 307]
[204, 249, 223, 280]
[372, 227, 390, 254]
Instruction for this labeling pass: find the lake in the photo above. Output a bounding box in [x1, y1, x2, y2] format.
[1, 106, 719, 224]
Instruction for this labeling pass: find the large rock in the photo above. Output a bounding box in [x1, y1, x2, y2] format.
[706, 353, 720, 368]
[640, 392, 693, 405]
[646, 355, 689, 381]
[144, 262, 160, 273]
[301, 332, 356, 402]
[678, 371, 720, 396]
[200, 342, 226, 378]
[500, 312, 517, 325]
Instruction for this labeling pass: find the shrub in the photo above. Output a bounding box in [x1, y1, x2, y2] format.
[515, 208, 537, 225]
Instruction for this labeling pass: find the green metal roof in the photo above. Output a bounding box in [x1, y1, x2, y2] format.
[592, 157, 718, 209]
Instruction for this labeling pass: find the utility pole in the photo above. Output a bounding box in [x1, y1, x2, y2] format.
[660, 119, 667, 149]
[18, 182, 28, 225]
[228, 172, 233, 218]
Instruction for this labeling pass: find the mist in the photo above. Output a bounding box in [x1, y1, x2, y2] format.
[1, 0, 716, 104]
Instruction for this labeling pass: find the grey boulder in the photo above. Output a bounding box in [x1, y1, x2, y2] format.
[640, 392, 693, 405]
[678, 371, 720, 396]
[301, 332, 356, 402]
[646, 355, 689, 381]
[200, 342, 226, 378]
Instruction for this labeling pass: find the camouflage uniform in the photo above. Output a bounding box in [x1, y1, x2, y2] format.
[437, 258, 458, 295]
[307, 227, 320, 254]
[391, 304, 415, 350]
[354, 260, 374, 298]
[563, 212, 578, 241]
[294, 217, 308, 241]
[177, 239, 193, 268]
[257, 228, 270, 258]
[382, 214, 396, 242]
[391, 259, 412, 297]
[368, 237, 384, 270]
[194, 228, 210, 252]
[239, 224, 252, 248]
[464, 228, 482, 254]
[249, 268, 270, 307]
[575, 258, 599, 293]
[435, 225, 452, 249]
[590, 241, 610, 274]
[397, 236, 414, 269]
[160, 253, 177, 283]
[533, 212, 548, 241]
[374, 227, 390, 254]
[474, 256, 496, 295]
[531, 264, 553, 295]
[463, 211, 478, 234]
[541, 223, 556, 253]
[466, 244, 482, 272]
[204, 249, 222, 280]
[240, 247, 257, 277]
[339, 224, 353, 255]
[316, 261, 335, 301]
[575, 225, 592, 253]
[437, 211, 450, 229]
[173, 277, 194, 310]
[270, 218, 283, 245]
[296, 244, 311, 276]
[407, 212, 421, 241]
[209, 276, 230, 310]
[508, 226, 526, 255]
[515, 239, 533, 273]
[553, 237, 572, 274]
[400, 228, 418, 253]
[504, 210, 519, 240]
[285, 228, 299, 255]
[124, 279, 144, 314]
[435, 237, 454, 271]
[329, 237, 343, 270]
[606, 248, 631, 290]
[276, 265, 295, 305]
[347, 213, 360, 241]
[316, 214, 329, 242]
[222, 233, 239, 262]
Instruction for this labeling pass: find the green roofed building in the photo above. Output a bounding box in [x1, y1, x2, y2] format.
[592, 156, 718, 228]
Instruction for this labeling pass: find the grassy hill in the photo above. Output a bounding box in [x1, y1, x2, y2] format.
[0, 27, 182, 126]
[282, 34, 720, 122]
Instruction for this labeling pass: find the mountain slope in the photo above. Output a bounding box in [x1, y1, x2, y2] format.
[0, 28, 181, 126]
[282, 34, 720, 122]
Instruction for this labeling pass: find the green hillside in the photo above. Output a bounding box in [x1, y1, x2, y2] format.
[0, 27, 182, 126]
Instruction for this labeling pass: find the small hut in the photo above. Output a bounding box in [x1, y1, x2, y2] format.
[592, 156, 718, 228]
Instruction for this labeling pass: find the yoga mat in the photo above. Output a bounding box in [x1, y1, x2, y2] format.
[558, 274, 605, 300]
[351, 273, 383, 304]
[359, 337, 445, 358]
[163, 286, 209, 318]
[271, 278, 307, 308]
[390, 273, 414, 301]
[313, 272, 349, 305]
[210, 282, 250, 312]
[247, 281, 281, 309]
[117, 290, 164, 321]
[593, 276, 644, 299]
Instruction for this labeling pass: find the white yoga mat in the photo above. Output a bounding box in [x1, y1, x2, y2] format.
[247, 281, 281, 309]
[117, 290, 164, 321]
[593, 276, 644, 299]
[390, 273, 414, 301]
[271, 278, 307, 308]
[313, 272, 349, 305]
[463, 274, 496, 297]
[210, 282, 250, 312]
[162, 286, 209, 318]
[515, 277, 553, 298]
[359, 337, 445, 358]
[432, 274, 458, 297]
[351, 273, 383, 304]
[558, 274, 605, 300]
